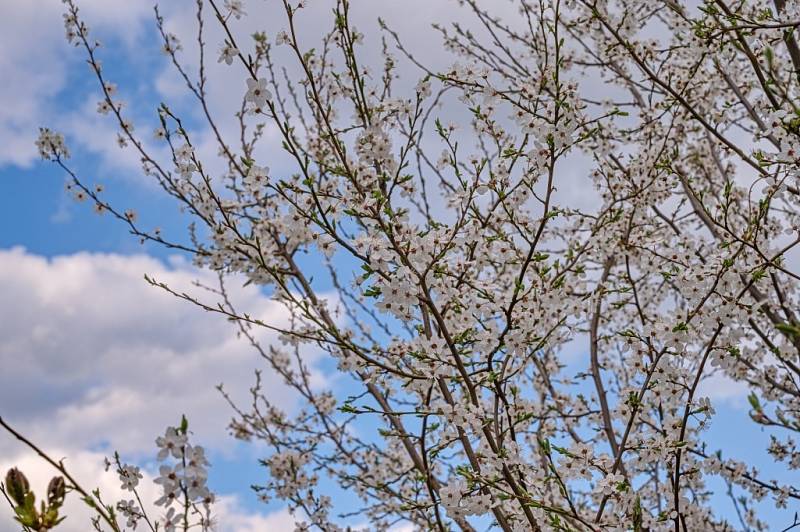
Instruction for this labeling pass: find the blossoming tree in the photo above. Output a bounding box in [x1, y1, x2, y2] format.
[6, 0, 800, 529]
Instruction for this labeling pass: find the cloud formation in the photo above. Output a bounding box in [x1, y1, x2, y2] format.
[0, 248, 303, 456]
[0, 0, 153, 167]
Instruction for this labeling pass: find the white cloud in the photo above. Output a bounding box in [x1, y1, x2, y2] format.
[214, 497, 297, 532]
[0, 0, 153, 167]
[0, 248, 314, 457]
[699, 371, 751, 406]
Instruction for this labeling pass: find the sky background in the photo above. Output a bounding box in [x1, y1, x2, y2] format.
[0, 0, 796, 530]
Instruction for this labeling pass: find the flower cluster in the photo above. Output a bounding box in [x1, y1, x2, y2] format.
[110, 419, 215, 531]
[153, 425, 214, 509]
[35, 128, 70, 160]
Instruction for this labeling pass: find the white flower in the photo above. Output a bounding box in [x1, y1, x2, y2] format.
[595, 473, 625, 496]
[162, 507, 183, 531]
[162, 33, 182, 55]
[96, 100, 112, 115]
[154, 484, 181, 507]
[415, 77, 431, 98]
[244, 164, 269, 190]
[218, 42, 239, 65]
[175, 143, 194, 161]
[179, 445, 210, 481]
[439, 479, 466, 512]
[154, 464, 179, 489]
[245, 78, 271, 109]
[224, 0, 246, 19]
[116, 499, 140, 528]
[156, 427, 187, 460]
[119, 464, 142, 491]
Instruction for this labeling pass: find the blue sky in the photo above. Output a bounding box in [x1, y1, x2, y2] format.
[1, 1, 798, 530]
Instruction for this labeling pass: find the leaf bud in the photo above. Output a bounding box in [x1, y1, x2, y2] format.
[5, 468, 30, 506]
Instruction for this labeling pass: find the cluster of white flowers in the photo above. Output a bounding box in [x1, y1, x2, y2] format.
[100, 419, 215, 531]
[35, 128, 70, 160]
[118, 464, 142, 491]
[243, 164, 269, 193]
[62, 7, 85, 45]
[154, 436, 213, 509]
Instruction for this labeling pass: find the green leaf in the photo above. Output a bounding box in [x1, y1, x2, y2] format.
[776, 323, 800, 338]
[747, 392, 761, 411]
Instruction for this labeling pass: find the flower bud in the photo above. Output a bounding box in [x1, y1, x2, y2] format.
[47, 476, 66, 506]
[4, 467, 30, 506]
